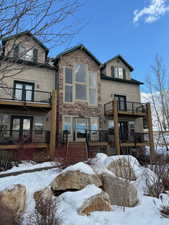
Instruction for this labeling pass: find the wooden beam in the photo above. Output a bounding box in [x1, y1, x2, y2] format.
[49, 90, 57, 159]
[146, 103, 155, 161]
[120, 142, 149, 147]
[113, 100, 120, 155]
[0, 99, 51, 108]
[0, 143, 48, 150]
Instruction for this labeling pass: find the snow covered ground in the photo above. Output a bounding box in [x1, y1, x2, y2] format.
[0, 158, 168, 225]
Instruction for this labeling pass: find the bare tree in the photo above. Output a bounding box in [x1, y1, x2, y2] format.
[146, 55, 169, 153]
[0, 0, 82, 86]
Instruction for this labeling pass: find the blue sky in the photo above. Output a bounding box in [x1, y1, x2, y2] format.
[54, 0, 169, 92]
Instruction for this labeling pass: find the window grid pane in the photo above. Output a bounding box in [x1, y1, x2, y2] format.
[75, 84, 86, 100]
[65, 85, 73, 102]
[75, 64, 86, 83]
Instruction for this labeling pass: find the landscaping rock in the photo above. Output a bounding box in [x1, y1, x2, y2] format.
[105, 156, 137, 180]
[51, 162, 102, 191]
[0, 184, 26, 219]
[58, 185, 112, 216]
[101, 172, 138, 207]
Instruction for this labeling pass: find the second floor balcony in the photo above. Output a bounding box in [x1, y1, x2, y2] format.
[0, 86, 52, 109]
[104, 100, 147, 117]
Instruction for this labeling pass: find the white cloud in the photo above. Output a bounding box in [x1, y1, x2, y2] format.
[133, 0, 169, 23]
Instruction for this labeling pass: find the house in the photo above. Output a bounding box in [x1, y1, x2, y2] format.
[0, 32, 154, 161]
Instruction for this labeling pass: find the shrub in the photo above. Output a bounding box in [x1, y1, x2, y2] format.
[154, 194, 169, 218]
[23, 197, 61, 225]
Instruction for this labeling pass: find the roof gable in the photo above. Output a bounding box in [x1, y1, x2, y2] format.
[2, 31, 49, 53]
[54, 44, 101, 65]
[102, 55, 134, 72]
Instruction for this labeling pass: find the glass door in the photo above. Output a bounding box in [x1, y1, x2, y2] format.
[74, 118, 88, 141]
[115, 95, 127, 111]
[11, 116, 33, 142]
[119, 121, 128, 142]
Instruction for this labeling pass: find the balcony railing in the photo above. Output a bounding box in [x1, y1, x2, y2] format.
[104, 100, 147, 115]
[0, 86, 51, 104]
[0, 130, 50, 145]
[120, 132, 149, 144]
[86, 130, 109, 143]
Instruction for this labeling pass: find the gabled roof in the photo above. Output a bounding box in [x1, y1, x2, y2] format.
[102, 55, 134, 72]
[54, 44, 101, 65]
[2, 31, 49, 53]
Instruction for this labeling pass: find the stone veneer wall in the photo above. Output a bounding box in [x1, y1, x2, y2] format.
[56, 49, 103, 143]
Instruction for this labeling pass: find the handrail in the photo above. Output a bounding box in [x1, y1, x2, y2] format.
[0, 86, 51, 95]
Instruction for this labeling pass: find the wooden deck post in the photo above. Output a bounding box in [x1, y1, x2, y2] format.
[49, 90, 57, 159]
[146, 103, 155, 161]
[113, 100, 120, 155]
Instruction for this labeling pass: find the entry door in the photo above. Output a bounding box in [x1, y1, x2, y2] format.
[74, 118, 88, 141]
[119, 121, 128, 142]
[115, 95, 127, 111]
[14, 81, 34, 101]
[11, 116, 33, 142]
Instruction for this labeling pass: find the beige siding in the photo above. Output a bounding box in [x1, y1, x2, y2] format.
[0, 63, 55, 101]
[101, 79, 141, 104]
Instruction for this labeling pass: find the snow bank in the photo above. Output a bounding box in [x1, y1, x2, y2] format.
[58, 184, 102, 210]
[63, 162, 95, 175]
[0, 161, 59, 175]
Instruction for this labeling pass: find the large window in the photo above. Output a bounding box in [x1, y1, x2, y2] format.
[75, 64, 87, 100]
[111, 66, 126, 79]
[13, 44, 38, 62]
[89, 72, 97, 105]
[65, 68, 73, 102]
[64, 65, 97, 105]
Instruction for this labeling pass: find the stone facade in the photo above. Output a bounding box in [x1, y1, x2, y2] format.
[56, 49, 103, 142]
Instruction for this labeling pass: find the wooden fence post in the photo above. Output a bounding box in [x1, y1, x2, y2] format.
[113, 100, 120, 155]
[49, 90, 57, 159]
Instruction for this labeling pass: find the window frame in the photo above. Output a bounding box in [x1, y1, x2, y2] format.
[13, 80, 35, 102]
[111, 66, 126, 80]
[88, 71, 97, 106]
[74, 64, 88, 102]
[62, 116, 73, 135]
[64, 67, 73, 103]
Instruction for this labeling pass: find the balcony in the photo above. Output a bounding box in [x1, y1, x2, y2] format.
[104, 100, 147, 117]
[0, 130, 50, 149]
[0, 86, 52, 109]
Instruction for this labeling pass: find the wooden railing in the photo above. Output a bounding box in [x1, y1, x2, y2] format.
[104, 100, 147, 115]
[0, 86, 51, 103]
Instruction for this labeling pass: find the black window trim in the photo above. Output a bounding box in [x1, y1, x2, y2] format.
[13, 80, 35, 102]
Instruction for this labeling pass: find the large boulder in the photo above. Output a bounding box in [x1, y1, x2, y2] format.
[0, 184, 26, 222]
[92, 154, 140, 180]
[51, 162, 102, 191]
[101, 172, 138, 207]
[58, 185, 112, 216]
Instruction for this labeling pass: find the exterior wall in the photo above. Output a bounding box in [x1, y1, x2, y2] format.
[102, 58, 131, 80]
[101, 79, 141, 104]
[57, 49, 103, 142]
[4, 34, 46, 64]
[0, 62, 55, 101]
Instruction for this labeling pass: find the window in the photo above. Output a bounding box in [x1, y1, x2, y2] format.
[33, 48, 38, 63]
[111, 66, 126, 79]
[65, 68, 73, 102]
[75, 64, 87, 100]
[114, 95, 127, 111]
[14, 81, 34, 101]
[90, 118, 98, 131]
[63, 116, 72, 134]
[34, 117, 44, 135]
[13, 44, 19, 58]
[89, 72, 97, 105]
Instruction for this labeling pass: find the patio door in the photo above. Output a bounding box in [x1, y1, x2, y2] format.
[14, 81, 34, 101]
[11, 116, 33, 142]
[74, 118, 88, 141]
[119, 121, 128, 142]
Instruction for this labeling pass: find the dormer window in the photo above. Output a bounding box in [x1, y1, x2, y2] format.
[111, 66, 126, 79]
[13, 44, 38, 62]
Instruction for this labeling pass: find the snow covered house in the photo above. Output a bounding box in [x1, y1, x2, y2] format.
[0, 32, 154, 161]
